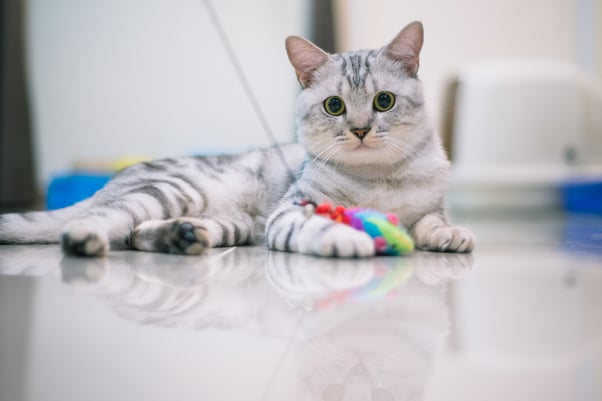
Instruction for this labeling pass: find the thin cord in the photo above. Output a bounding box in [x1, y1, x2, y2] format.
[258, 309, 306, 401]
[200, 8, 311, 396]
[202, 0, 298, 185]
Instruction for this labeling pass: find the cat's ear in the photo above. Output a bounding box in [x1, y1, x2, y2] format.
[384, 21, 424, 77]
[285, 36, 330, 88]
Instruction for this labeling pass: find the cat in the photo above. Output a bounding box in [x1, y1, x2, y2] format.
[0, 21, 475, 258]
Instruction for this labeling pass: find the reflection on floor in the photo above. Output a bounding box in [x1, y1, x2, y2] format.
[0, 213, 601, 401]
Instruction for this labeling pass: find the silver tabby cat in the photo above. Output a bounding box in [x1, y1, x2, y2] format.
[0, 22, 474, 257]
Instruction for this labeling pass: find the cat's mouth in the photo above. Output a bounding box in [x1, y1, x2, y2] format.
[352, 141, 377, 150]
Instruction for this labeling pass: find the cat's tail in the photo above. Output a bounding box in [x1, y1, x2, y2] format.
[0, 199, 93, 244]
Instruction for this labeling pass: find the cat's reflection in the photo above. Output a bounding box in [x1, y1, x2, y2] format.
[0, 244, 63, 276]
[266, 252, 472, 401]
[60, 247, 288, 333]
[57, 248, 472, 400]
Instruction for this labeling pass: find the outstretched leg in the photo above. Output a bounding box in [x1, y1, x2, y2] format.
[60, 175, 208, 256]
[130, 215, 255, 255]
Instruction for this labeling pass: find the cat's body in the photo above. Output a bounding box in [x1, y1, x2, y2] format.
[0, 22, 475, 257]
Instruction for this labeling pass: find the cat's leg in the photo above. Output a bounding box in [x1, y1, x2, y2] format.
[410, 213, 475, 253]
[61, 174, 210, 256]
[266, 204, 375, 258]
[130, 215, 254, 255]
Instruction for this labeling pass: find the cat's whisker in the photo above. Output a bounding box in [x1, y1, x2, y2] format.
[378, 138, 411, 164]
[312, 137, 339, 158]
[382, 136, 417, 160]
[311, 144, 341, 178]
[305, 143, 340, 188]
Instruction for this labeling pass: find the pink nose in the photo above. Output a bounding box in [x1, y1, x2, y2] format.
[351, 128, 370, 140]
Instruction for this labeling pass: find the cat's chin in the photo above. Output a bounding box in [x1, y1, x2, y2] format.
[337, 145, 399, 166]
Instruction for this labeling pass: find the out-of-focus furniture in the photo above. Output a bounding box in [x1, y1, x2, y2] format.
[442, 61, 602, 211]
[0, 0, 36, 209]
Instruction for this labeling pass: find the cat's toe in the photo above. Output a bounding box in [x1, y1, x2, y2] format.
[61, 228, 109, 257]
[303, 224, 375, 258]
[448, 226, 475, 252]
[131, 218, 210, 254]
[418, 226, 475, 253]
[169, 219, 210, 255]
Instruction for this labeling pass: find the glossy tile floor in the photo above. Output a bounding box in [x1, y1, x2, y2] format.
[1, 212, 601, 401]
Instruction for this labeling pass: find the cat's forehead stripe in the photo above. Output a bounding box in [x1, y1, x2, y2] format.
[336, 50, 377, 90]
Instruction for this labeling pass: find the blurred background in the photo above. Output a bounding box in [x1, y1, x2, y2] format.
[1, 0, 601, 212]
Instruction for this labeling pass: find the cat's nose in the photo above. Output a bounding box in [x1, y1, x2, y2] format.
[351, 128, 370, 140]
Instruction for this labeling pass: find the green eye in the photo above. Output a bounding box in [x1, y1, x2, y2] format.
[324, 96, 346, 116]
[374, 91, 395, 112]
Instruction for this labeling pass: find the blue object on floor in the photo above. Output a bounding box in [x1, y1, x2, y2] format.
[561, 179, 602, 215]
[46, 173, 112, 210]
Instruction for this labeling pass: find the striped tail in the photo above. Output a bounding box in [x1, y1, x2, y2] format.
[0, 200, 92, 244]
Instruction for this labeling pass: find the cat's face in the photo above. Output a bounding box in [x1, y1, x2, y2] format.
[287, 22, 430, 167]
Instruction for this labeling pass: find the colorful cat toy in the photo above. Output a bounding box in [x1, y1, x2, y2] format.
[297, 201, 415, 256]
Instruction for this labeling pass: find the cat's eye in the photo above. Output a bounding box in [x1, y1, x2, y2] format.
[324, 96, 346, 116]
[373, 91, 396, 112]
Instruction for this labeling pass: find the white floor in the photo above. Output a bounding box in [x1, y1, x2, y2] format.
[0, 212, 601, 401]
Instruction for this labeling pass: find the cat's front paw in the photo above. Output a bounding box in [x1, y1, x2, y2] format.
[297, 222, 375, 258]
[61, 226, 109, 257]
[416, 222, 475, 253]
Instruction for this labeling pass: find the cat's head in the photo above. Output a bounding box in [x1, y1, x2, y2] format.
[286, 22, 430, 167]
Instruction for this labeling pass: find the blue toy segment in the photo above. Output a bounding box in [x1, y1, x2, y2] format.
[344, 208, 414, 256]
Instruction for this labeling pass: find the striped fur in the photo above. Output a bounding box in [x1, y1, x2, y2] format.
[0, 22, 474, 257]
[0, 146, 304, 256]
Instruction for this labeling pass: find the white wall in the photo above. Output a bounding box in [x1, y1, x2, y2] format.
[26, 0, 309, 187]
[27, 0, 598, 191]
[598, 0, 602, 80]
[333, 0, 582, 126]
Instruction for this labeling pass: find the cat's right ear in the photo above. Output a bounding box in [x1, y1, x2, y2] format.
[384, 21, 424, 77]
[285, 36, 330, 88]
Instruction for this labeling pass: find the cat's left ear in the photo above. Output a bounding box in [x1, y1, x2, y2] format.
[285, 36, 330, 88]
[384, 21, 424, 77]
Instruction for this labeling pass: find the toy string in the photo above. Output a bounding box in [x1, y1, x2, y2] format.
[202, 0, 298, 186]
[202, 4, 308, 398]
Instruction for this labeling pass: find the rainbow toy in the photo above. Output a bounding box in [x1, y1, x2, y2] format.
[297, 201, 415, 256]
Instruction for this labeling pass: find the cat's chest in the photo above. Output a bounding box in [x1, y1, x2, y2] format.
[299, 163, 441, 223]
[352, 180, 411, 211]
[324, 174, 439, 224]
